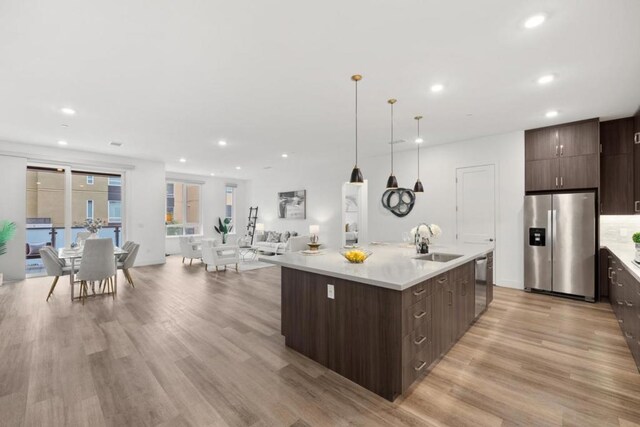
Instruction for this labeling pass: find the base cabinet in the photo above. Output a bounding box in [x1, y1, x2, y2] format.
[281, 253, 493, 401]
[605, 249, 640, 371]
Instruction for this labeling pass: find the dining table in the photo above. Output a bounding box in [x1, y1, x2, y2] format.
[58, 246, 128, 301]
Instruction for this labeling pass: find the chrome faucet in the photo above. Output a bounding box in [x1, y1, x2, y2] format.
[415, 223, 430, 254]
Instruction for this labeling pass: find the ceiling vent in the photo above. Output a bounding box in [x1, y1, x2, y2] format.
[109, 141, 123, 147]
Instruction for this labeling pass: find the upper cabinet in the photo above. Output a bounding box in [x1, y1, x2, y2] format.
[600, 118, 634, 215]
[635, 111, 640, 213]
[525, 118, 600, 192]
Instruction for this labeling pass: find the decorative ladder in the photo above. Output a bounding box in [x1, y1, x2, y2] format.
[245, 206, 259, 245]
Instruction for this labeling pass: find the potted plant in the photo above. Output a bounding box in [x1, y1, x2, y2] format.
[82, 218, 104, 238]
[0, 221, 17, 286]
[214, 217, 233, 244]
[633, 232, 640, 263]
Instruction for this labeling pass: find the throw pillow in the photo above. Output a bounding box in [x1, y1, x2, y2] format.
[291, 231, 298, 237]
[280, 231, 291, 243]
[266, 231, 281, 243]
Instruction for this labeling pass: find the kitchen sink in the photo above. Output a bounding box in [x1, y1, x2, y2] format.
[414, 253, 463, 262]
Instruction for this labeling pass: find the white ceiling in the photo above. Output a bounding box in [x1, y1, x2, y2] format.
[0, 0, 639, 179]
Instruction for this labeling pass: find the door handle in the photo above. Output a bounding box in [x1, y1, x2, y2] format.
[555, 145, 559, 156]
[448, 290, 453, 306]
[414, 335, 427, 345]
[560, 176, 563, 187]
[635, 132, 640, 144]
[555, 177, 559, 188]
[560, 144, 564, 156]
[608, 267, 612, 279]
[635, 201, 640, 213]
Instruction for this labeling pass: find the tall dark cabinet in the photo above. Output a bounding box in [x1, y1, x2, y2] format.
[525, 118, 599, 192]
[599, 113, 640, 215]
[600, 118, 635, 214]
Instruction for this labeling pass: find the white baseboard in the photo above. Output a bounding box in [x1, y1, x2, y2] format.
[134, 258, 167, 267]
[495, 280, 523, 290]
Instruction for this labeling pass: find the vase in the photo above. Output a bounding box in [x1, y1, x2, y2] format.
[89, 233, 98, 239]
[635, 243, 640, 263]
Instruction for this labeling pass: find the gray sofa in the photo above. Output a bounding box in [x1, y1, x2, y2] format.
[253, 231, 308, 254]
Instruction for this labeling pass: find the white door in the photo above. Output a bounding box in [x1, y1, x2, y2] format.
[456, 165, 495, 245]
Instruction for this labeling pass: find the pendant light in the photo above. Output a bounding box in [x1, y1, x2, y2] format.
[386, 98, 398, 189]
[413, 115, 424, 193]
[349, 75, 364, 184]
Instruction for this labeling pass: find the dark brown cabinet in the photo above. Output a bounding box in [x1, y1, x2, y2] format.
[635, 110, 640, 213]
[487, 252, 494, 304]
[605, 249, 640, 372]
[600, 118, 635, 214]
[525, 118, 600, 192]
[281, 253, 493, 401]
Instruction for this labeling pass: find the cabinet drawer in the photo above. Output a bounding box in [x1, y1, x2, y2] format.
[403, 295, 432, 334]
[402, 279, 433, 307]
[402, 321, 431, 364]
[403, 347, 432, 387]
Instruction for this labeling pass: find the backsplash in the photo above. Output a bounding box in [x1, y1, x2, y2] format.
[601, 215, 640, 244]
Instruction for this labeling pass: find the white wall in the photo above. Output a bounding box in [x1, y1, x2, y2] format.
[601, 215, 640, 244]
[0, 154, 27, 282]
[0, 141, 167, 278]
[249, 131, 525, 289]
[165, 173, 249, 254]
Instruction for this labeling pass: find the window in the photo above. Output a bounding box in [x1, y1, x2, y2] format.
[86, 175, 94, 185]
[86, 200, 94, 219]
[108, 201, 121, 223]
[166, 181, 201, 236]
[225, 185, 236, 234]
[108, 177, 121, 186]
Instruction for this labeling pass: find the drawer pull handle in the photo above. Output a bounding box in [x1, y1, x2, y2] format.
[414, 335, 427, 345]
[608, 267, 613, 279]
[617, 300, 624, 305]
[414, 361, 427, 372]
[437, 277, 448, 284]
[414, 311, 427, 319]
[626, 301, 633, 307]
[625, 332, 633, 339]
[413, 288, 426, 296]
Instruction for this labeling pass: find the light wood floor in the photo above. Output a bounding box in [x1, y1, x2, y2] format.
[1, 256, 640, 427]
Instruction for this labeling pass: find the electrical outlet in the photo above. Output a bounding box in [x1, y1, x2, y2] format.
[327, 284, 335, 299]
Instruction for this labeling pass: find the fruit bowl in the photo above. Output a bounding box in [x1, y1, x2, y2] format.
[339, 248, 373, 264]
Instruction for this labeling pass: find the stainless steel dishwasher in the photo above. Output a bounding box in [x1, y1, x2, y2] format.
[475, 256, 488, 318]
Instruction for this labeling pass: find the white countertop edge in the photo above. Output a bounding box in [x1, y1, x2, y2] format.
[602, 243, 640, 283]
[260, 246, 494, 291]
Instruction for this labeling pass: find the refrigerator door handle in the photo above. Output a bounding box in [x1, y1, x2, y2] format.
[547, 209, 553, 262]
[551, 209, 557, 263]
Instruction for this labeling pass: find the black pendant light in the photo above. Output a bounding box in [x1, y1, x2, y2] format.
[386, 98, 398, 189]
[349, 75, 364, 184]
[413, 115, 424, 193]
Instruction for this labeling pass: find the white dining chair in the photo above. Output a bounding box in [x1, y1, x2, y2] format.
[179, 236, 202, 265]
[117, 243, 140, 287]
[76, 238, 116, 303]
[40, 246, 77, 301]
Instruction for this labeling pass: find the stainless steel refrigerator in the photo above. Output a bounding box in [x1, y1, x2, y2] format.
[524, 192, 596, 301]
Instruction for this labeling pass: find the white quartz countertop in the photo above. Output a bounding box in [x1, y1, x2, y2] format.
[602, 242, 640, 283]
[260, 243, 494, 291]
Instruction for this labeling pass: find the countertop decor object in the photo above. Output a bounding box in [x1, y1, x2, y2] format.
[633, 232, 640, 262]
[381, 188, 415, 217]
[349, 74, 364, 184]
[413, 115, 424, 193]
[339, 248, 372, 263]
[307, 242, 321, 252]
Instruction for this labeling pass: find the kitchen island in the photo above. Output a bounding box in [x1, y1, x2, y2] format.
[263, 243, 494, 401]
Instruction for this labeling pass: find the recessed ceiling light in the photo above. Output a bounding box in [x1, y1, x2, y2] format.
[524, 14, 546, 29]
[60, 107, 76, 115]
[57, 140, 68, 146]
[430, 84, 444, 93]
[235, 166, 241, 170]
[545, 110, 559, 118]
[179, 158, 186, 163]
[537, 74, 555, 85]
[281, 153, 288, 158]
[218, 140, 227, 146]
[415, 137, 424, 144]
[36, 181, 41, 185]
[61, 124, 69, 128]
[210, 173, 215, 176]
